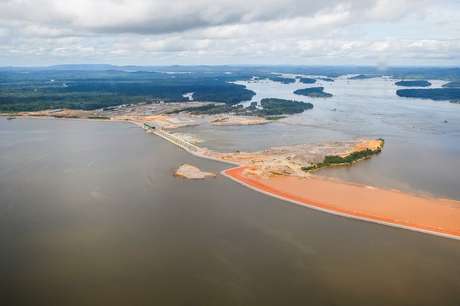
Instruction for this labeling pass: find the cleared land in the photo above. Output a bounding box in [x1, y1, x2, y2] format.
[175, 164, 216, 179]
[223, 167, 460, 240]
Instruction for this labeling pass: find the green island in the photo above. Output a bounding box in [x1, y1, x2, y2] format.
[396, 88, 460, 101]
[349, 74, 380, 80]
[267, 76, 296, 84]
[171, 98, 313, 117]
[302, 139, 385, 172]
[298, 77, 316, 84]
[258, 98, 313, 115]
[395, 80, 431, 87]
[294, 87, 333, 98]
[443, 81, 460, 88]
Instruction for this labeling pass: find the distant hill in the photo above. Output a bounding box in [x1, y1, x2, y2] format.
[47, 64, 118, 71]
[1, 65, 459, 80]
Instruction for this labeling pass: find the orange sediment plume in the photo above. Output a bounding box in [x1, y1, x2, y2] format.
[223, 166, 460, 240]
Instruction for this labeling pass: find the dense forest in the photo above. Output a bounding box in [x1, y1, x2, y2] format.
[298, 77, 316, 84]
[267, 76, 296, 84]
[258, 98, 313, 115]
[443, 81, 460, 88]
[396, 88, 460, 101]
[171, 98, 313, 117]
[0, 69, 256, 112]
[1, 65, 460, 112]
[348, 74, 380, 80]
[395, 80, 431, 87]
[294, 87, 333, 98]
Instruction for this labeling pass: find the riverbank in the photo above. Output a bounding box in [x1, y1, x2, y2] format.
[223, 166, 460, 240]
[5, 114, 460, 240]
[142, 123, 460, 240]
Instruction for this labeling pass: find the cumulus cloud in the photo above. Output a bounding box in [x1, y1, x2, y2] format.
[0, 0, 459, 65]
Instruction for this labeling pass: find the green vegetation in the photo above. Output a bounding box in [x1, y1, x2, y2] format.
[349, 74, 380, 80]
[298, 77, 316, 84]
[264, 115, 287, 120]
[294, 87, 333, 98]
[0, 69, 256, 112]
[268, 76, 296, 84]
[302, 139, 384, 172]
[443, 81, 460, 88]
[257, 98, 313, 116]
[2, 65, 458, 112]
[173, 98, 313, 117]
[395, 80, 431, 87]
[396, 88, 460, 101]
[87, 116, 111, 120]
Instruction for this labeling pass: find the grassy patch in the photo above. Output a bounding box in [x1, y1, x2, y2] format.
[302, 139, 384, 172]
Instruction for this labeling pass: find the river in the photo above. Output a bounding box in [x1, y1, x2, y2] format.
[1, 117, 460, 306]
[177, 76, 460, 200]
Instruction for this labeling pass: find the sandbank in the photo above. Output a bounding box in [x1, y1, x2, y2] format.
[223, 167, 460, 240]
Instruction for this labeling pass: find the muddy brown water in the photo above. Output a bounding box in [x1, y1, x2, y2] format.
[1, 118, 460, 306]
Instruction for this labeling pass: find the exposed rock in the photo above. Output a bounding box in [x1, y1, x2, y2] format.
[174, 164, 216, 179]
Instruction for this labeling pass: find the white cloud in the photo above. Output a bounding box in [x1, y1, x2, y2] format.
[0, 0, 458, 65]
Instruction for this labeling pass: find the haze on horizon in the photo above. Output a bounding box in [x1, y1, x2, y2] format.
[0, 0, 459, 67]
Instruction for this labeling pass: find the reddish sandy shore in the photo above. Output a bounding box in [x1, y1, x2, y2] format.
[223, 167, 460, 240]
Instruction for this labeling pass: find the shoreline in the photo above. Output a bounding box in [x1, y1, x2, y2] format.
[6, 115, 460, 241]
[222, 166, 460, 241]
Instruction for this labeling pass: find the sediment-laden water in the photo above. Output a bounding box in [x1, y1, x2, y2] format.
[1, 118, 460, 306]
[177, 76, 460, 199]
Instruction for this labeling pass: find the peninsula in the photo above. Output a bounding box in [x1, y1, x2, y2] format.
[5, 100, 460, 241]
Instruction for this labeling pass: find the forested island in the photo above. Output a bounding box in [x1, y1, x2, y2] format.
[294, 87, 333, 98]
[258, 98, 313, 115]
[395, 80, 431, 87]
[349, 74, 380, 80]
[267, 76, 296, 84]
[443, 81, 460, 88]
[298, 77, 316, 84]
[396, 88, 460, 101]
[171, 98, 313, 117]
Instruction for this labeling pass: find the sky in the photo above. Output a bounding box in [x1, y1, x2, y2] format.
[0, 0, 459, 66]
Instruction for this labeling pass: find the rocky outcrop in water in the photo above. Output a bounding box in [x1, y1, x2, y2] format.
[174, 164, 216, 179]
